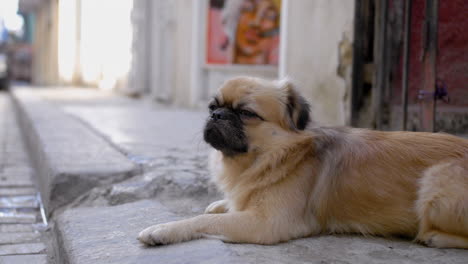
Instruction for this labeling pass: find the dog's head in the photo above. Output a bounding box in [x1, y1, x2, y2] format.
[203, 77, 311, 156]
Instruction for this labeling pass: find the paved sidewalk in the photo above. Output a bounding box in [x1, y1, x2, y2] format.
[11, 86, 468, 264]
[0, 92, 48, 263]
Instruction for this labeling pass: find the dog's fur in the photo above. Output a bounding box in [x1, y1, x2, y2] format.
[138, 77, 468, 248]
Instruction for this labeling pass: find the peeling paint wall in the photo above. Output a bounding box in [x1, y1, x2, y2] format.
[281, 0, 355, 126]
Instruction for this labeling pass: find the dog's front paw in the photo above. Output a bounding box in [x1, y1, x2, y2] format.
[205, 200, 229, 214]
[138, 223, 176, 246]
[138, 222, 194, 246]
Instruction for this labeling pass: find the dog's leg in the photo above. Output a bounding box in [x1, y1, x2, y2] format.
[418, 230, 468, 248]
[416, 158, 468, 249]
[205, 199, 229, 214]
[138, 211, 298, 245]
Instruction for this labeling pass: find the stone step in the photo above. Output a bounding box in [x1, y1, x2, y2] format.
[11, 88, 138, 214]
[0, 179, 34, 188]
[0, 93, 48, 261]
[0, 232, 41, 245]
[0, 224, 36, 233]
[0, 168, 34, 188]
[0, 188, 37, 197]
[0, 254, 47, 264]
[0, 243, 46, 256]
[0, 196, 39, 209]
[0, 210, 37, 224]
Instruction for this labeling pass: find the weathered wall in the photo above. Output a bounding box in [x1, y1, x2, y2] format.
[205, 66, 278, 99]
[281, 0, 355, 126]
[388, 0, 468, 133]
[127, 0, 151, 96]
[32, 1, 59, 85]
[130, 0, 278, 108]
[173, 0, 195, 106]
[126, 0, 357, 118]
[129, 0, 194, 106]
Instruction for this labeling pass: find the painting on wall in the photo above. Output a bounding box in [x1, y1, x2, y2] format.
[207, 0, 281, 65]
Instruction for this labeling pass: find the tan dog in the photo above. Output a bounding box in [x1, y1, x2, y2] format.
[138, 77, 468, 248]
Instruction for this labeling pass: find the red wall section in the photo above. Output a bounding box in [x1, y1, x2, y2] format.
[395, 0, 468, 106]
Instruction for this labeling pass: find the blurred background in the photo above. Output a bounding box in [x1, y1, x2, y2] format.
[1, 0, 467, 132]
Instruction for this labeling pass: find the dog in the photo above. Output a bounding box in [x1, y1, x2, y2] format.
[138, 76, 468, 248]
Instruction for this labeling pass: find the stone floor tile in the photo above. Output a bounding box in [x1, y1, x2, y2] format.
[0, 196, 38, 209]
[0, 232, 41, 245]
[0, 179, 34, 188]
[0, 243, 45, 256]
[0, 188, 36, 197]
[0, 224, 36, 233]
[0, 254, 47, 264]
[0, 211, 36, 224]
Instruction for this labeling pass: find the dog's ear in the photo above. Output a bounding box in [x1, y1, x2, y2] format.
[279, 79, 311, 130]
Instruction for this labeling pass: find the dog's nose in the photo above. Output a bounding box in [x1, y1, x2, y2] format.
[211, 108, 229, 120]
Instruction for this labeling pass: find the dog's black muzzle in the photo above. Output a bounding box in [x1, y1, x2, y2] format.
[204, 107, 248, 156]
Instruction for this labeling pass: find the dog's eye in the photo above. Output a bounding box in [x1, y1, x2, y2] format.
[239, 109, 257, 118]
[208, 104, 217, 112]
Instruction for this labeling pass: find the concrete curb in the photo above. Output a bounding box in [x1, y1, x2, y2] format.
[53, 200, 245, 264]
[53, 200, 468, 264]
[11, 88, 139, 214]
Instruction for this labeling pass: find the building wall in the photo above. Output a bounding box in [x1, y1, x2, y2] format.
[148, 0, 176, 102]
[127, 0, 151, 96]
[29, 0, 134, 89]
[128, 0, 281, 108]
[281, 0, 355, 126]
[204, 65, 278, 101]
[32, 1, 59, 85]
[130, 0, 356, 123]
[134, 0, 280, 108]
[173, 0, 195, 106]
[199, 0, 279, 106]
[130, 0, 193, 104]
[28, 0, 357, 126]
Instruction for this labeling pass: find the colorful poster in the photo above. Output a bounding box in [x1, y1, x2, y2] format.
[207, 0, 281, 65]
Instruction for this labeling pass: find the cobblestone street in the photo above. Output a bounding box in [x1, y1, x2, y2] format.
[0, 92, 48, 263]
